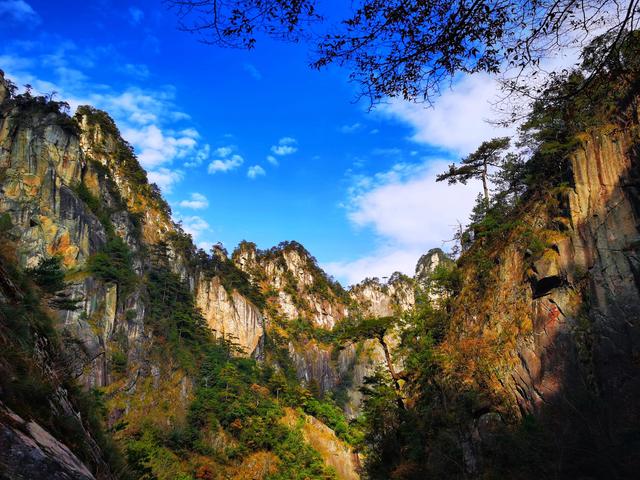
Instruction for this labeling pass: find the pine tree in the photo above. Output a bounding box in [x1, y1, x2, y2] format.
[436, 137, 511, 204]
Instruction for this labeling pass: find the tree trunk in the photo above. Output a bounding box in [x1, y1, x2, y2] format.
[378, 334, 405, 410]
[481, 161, 489, 204]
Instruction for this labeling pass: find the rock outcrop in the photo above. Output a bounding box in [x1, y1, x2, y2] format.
[195, 275, 264, 355]
[514, 127, 640, 415]
[0, 402, 96, 480]
[281, 408, 360, 480]
[233, 241, 350, 329]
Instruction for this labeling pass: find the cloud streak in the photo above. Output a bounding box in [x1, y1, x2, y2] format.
[0, 0, 40, 23]
[247, 165, 265, 179]
[0, 38, 210, 195]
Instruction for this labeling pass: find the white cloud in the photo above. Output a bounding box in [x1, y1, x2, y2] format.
[180, 215, 210, 239]
[208, 154, 244, 173]
[270, 137, 298, 156]
[147, 168, 184, 193]
[340, 122, 362, 134]
[324, 159, 480, 285]
[0, 30, 215, 199]
[121, 124, 197, 169]
[348, 160, 478, 247]
[184, 144, 210, 168]
[214, 146, 233, 157]
[0, 0, 39, 23]
[243, 63, 262, 80]
[197, 241, 215, 252]
[179, 192, 209, 209]
[247, 165, 265, 179]
[206, 146, 243, 173]
[266, 155, 278, 166]
[128, 6, 144, 25]
[378, 74, 515, 155]
[324, 247, 426, 286]
[120, 63, 150, 79]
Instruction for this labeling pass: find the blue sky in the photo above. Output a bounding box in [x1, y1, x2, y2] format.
[0, 0, 513, 285]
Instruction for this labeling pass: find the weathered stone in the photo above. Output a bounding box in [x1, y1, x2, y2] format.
[195, 275, 264, 355]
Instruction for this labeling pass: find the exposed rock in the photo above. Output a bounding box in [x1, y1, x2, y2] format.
[0, 71, 8, 104]
[195, 275, 264, 355]
[415, 247, 450, 285]
[281, 407, 360, 480]
[514, 129, 640, 415]
[288, 340, 339, 394]
[349, 273, 414, 317]
[233, 241, 349, 329]
[0, 402, 95, 480]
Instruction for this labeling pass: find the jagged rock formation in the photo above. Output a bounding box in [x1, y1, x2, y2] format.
[415, 247, 451, 285]
[349, 273, 414, 317]
[3, 69, 428, 478]
[233, 240, 350, 329]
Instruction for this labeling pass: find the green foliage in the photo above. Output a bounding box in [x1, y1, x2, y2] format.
[0, 212, 13, 235]
[111, 350, 128, 374]
[88, 236, 136, 293]
[144, 264, 209, 371]
[26, 255, 66, 294]
[182, 338, 336, 478]
[339, 315, 395, 343]
[201, 253, 266, 309]
[423, 262, 461, 299]
[75, 105, 172, 218]
[282, 317, 337, 345]
[267, 425, 336, 480]
[26, 256, 82, 310]
[355, 33, 640, 479]
[302, 396, 361, 445]
[72, 180, 116, 236]
[1, 86, 79, 134]
[437, 136, 511, 192]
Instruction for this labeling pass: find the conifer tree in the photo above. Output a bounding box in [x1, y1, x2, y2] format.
[436, 137, 510, 204]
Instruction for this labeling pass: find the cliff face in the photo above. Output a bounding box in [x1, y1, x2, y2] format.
[439, 123, 640, 474]
[515, 127, 640, 415]
[195, 275, 264, 355]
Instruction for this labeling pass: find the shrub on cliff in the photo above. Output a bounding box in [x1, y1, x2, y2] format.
[88, 236, 136, 292]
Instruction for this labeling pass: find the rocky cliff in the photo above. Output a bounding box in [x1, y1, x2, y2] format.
[429, 118, 640, 476]
[0, 70, 361, 479]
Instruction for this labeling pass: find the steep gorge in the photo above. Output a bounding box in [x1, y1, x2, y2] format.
[1, 57, 639, 480]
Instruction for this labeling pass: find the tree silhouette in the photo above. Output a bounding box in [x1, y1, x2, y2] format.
[168, 0, 640, 104]
[436, 136, 510, 204]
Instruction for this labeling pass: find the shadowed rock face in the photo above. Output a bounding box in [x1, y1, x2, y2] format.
[514, 129, 640, 416]
[0, 403, 95, 480]
[441, 124, 640, 475]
